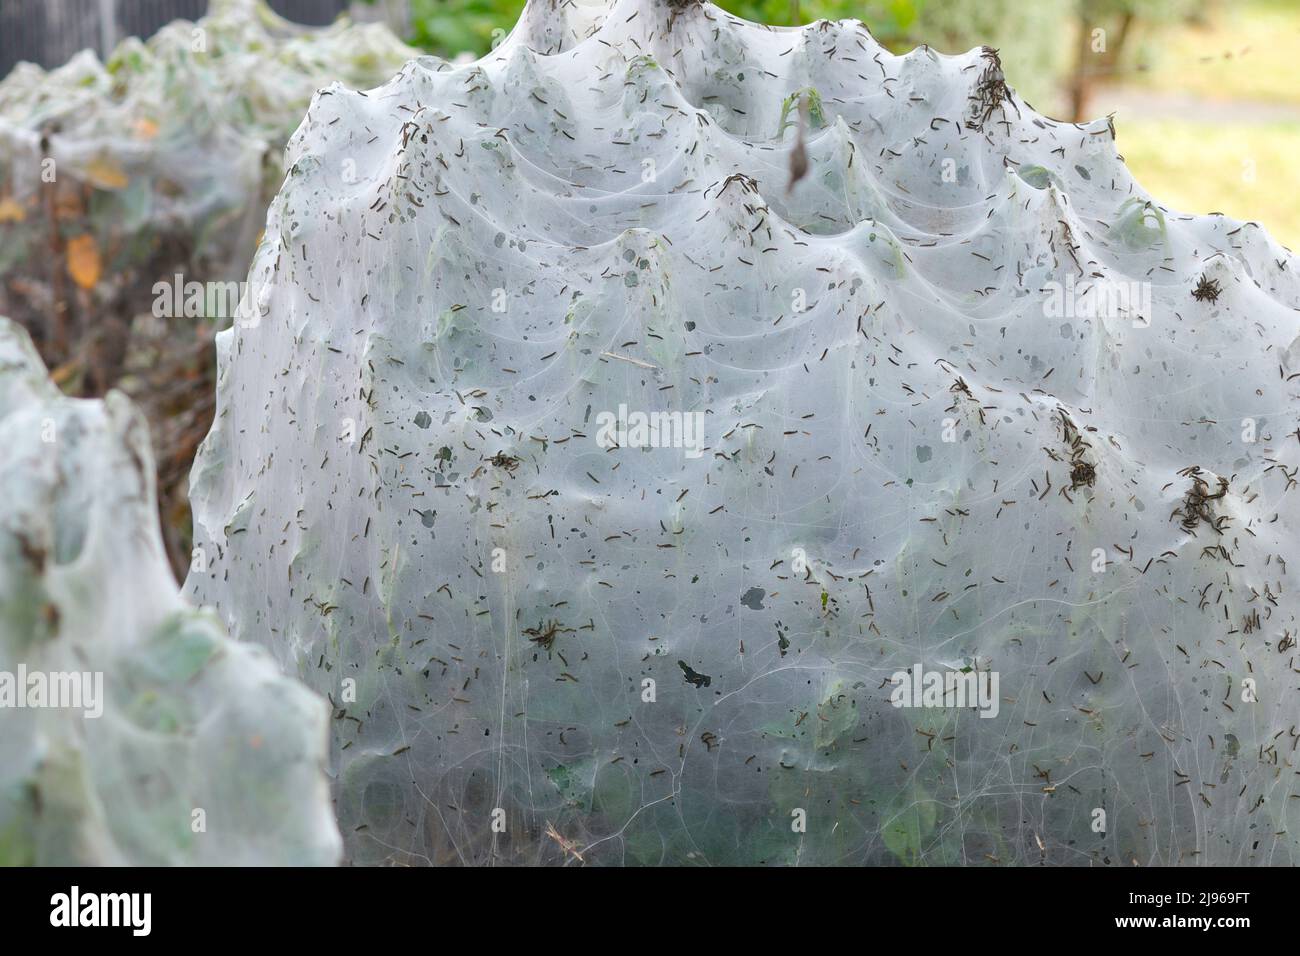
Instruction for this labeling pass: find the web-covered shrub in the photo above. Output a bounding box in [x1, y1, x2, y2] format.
[187, 0, 1300, 865]
[0, 317, 339, 865]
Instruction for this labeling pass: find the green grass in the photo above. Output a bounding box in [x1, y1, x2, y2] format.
[1127, 0, 1300, 105]
[1116, 118, 1300, 252]
[1099, 0, 1300, 251]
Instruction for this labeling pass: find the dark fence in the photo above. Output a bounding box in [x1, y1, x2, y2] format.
[0, 0, 365, 79]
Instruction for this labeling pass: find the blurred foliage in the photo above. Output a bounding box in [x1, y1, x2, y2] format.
[407, 0, 512, 56]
